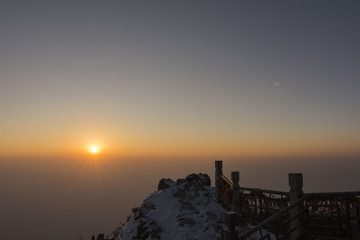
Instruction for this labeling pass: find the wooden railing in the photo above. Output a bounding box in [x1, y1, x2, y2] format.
[215, 160, 360, 240]
[305, 192, 360, 239]
[215, 161, 233, 210]
[236, 192, 360, 240]
[215, 160, 291, 224]
[239, 187, 289, 224]
[237, 195, 307, 240]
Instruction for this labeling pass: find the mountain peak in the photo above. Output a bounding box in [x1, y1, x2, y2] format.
[111, 173, 226, 240]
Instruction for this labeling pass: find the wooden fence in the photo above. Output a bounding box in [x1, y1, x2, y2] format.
[215, 160, 290, 224]
[215, 160, 360, 240]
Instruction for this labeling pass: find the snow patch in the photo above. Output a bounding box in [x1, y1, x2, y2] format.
[112, 173, 227, 240]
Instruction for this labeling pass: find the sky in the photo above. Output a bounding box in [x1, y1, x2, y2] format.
[1, 1, 360, 159]
[1, 2, 360, 240]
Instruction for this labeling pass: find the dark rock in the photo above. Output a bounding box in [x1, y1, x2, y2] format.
[200, 174, 211, 187]
[96, 234, 105, 240]
[132, 207, 138, 213]
[136, 220, 149, 239]
[182, 202, 195, 211]
[186, 173, 199, 183]
[176, 178, 186, 185]
[177, 217, 196, 226]
[173, 190, 186, 198]
[150, 234, 161, 239]
[158, 178, 173, 190]
[206, 211, 217, 220]
[184, 173, 211, 186]
[199, 173, 211, 186]
[136, 218, 161, 240]
[194, 182, 205, 190]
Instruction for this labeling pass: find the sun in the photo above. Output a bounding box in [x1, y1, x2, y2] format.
[90, 146, 99, 154]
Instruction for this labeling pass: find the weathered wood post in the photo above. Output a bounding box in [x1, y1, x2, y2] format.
[356, 201, 360, 229]
[215, 160, 223, 203]
[222, 212, 238, 240]
[231, 171, 240, 216]
[289, 173, 304, 240]
[345, 196, 352, 239]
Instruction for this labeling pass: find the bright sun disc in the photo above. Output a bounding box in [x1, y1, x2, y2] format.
[90, 146, 98, 154]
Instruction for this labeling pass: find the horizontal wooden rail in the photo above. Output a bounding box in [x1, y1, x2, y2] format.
[305, 191, 360, 197]
[221, 175, 233, 187]
[239, 187, 289, 196]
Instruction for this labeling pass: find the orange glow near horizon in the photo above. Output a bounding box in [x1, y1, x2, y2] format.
[1, 134, 360, 159]
[1, 124, 360, 159]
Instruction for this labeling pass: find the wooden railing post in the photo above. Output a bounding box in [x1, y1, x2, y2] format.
[345, 196, 352, 239]
[289, 173, 304, 240]
[222, 212, 239, 240]
[215, 160, 223, 203]
[356, 201, 360, 229]
[231, 171, 240, 216]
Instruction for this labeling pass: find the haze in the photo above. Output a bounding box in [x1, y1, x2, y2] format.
[1, 1, 359, 240]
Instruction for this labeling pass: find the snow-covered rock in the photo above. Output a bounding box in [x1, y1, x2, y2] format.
[111, 173, 227, 240]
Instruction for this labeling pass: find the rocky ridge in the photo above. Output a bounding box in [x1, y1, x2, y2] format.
[111, 173, 226, 240]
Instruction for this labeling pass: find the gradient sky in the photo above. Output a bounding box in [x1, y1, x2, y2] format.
[1, 1, 360, 158]
[1, 2, 360, 240]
